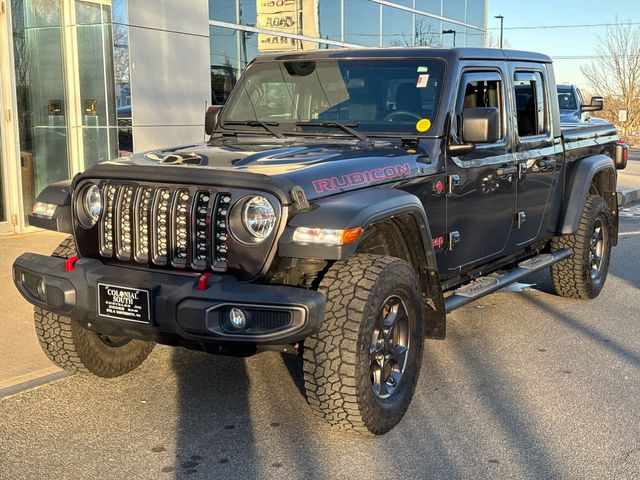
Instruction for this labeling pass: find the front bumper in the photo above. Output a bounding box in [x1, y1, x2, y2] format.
[13, 253, 325, 348]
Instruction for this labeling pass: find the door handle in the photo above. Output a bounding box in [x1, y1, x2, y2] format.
[495, 166, 517, 176]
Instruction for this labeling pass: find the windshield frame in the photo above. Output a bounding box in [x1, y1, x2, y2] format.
[216, 56, 448, 139]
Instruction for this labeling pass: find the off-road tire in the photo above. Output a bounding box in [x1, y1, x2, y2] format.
[550, 195, 612, 299]
[34, 236, 155, 377]
[303, 254, 425, 435]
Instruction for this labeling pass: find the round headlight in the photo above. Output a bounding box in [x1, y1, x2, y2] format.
[78, 183, 102, 227]
[242, 195, 276, 240]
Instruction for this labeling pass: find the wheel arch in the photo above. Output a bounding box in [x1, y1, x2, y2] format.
[277, 188, 446, 339]
[559, 154, 618, 245]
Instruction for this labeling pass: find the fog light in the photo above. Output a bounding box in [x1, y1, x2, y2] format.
[229, 308, 247, 329]
[36, 278, 46, 299]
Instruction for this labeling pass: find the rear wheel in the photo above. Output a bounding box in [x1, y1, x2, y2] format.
[34, 237, 155, 377]
[550, 195, 612, 299]
[303, 254, 425, 435]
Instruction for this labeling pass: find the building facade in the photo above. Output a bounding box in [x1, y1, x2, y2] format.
[0, 0, 486, 235]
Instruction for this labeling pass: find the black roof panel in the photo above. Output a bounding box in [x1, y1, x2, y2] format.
[252, 47, 552, 64]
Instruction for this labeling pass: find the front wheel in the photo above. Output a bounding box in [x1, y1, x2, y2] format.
[34, 237, 155, 377]
[303, 254, 425, 435]
[550, 195, 612, 299]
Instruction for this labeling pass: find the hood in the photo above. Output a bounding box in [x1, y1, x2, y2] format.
[99, 138, 433, 202]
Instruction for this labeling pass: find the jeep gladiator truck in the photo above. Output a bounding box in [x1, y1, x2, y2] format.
[14, 48, 628, 435]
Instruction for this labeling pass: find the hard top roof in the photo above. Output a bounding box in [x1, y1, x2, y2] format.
[252, 46, 552, 64]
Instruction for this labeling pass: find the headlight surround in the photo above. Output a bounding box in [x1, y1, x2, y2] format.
[229, 195, 278, 244]
[242, 195, 277, 240]
[76, 183, 102, 228]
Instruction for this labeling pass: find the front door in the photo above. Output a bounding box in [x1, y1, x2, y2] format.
[445, 67, 517, 271]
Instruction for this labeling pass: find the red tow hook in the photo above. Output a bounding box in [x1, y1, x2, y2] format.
[64, 256, 79, 272]
[197, 273, 212, 291]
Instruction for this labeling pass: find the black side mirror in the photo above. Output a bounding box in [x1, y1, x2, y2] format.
[205, 105, 223, 135]
[582, 96, 604, 112]
[462, 107, 500, 144]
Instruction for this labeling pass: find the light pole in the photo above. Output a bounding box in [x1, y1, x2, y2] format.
[442, 29, 456, 47]
[494, 15, 504, 49]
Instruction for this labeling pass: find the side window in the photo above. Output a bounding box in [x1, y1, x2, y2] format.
[456, 72, 505, 142]
[514, 71, 547, 137]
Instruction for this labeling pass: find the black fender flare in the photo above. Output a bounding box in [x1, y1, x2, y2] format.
[278, 187, 446, 339]
[559, 154, 618, 244]
[28, 180, 73, 233]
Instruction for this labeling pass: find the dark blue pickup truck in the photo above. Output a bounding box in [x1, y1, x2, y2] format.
[14, 47, 628, 435]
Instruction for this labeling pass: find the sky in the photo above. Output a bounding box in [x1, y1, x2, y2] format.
[486, 0, 640, 91]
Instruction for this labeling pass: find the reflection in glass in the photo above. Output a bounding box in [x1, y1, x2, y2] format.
[382, 6, 413, 46]
[414, 0, 441, 15]
[12, 0, 69, 221]
[344, 0, 380, 46]
[319, 0, 341, 42]
[76, 1, 119, 168]
[442, 22, 464, 47]
[210, 26, 239, 104]
[112, 0, 132, 155]
[442, 0, 466, 23]
[466, 0, 485, 28]
[415, 15, 441, 46]
[209, 0, 237, 23]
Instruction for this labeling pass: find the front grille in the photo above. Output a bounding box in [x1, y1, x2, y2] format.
[99, 183, 230, 271]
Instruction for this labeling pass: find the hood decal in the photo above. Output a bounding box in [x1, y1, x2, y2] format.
[312, 162, 411, 194]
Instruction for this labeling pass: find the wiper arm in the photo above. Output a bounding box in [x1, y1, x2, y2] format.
[223, 120, 284, 138]
[296, 121, 370, 142]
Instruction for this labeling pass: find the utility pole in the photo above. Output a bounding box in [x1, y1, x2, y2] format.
[494, 15, 504, 49]
[442, 29, 456, 47]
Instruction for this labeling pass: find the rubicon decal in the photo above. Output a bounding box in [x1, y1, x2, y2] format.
[312, 163, 412, 193]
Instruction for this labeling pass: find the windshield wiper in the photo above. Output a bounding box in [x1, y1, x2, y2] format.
[222, 120, 284, 138]
[296, 121, 370, 142]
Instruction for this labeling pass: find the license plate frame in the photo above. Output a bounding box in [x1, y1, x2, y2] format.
[97, 283, 151, 324]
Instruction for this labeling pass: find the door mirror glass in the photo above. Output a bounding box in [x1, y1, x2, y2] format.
[582, 96, 604, 112]
[205, 105, 223, 135]
[462, 107, 500, 144]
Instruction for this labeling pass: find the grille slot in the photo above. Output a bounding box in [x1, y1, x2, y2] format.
[99, 183, 230, 271]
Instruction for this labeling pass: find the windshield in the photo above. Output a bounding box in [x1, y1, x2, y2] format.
[220, 59, 446, 135]
[557, 90, 577, 110]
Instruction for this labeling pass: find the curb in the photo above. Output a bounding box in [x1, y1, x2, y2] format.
[0, 371, 72, 400]
[618, 188, 640, 207]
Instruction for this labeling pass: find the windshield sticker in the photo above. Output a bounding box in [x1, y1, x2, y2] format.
[417, 66, 429, 73]
[416, 74, 430, 88]
[415, 118, 431, 132]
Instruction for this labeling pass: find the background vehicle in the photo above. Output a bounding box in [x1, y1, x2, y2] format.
[557, 83, 605, 123]
[14, 48, 628, 435]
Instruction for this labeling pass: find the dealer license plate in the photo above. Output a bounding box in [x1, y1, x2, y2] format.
[97, 283, 151, 324]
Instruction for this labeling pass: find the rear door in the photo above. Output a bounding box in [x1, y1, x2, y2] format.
[445, 67, 517, 270]
[509, 66, 562, 246]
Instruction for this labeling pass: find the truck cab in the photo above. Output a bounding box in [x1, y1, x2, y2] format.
[14, 48, 626, 435]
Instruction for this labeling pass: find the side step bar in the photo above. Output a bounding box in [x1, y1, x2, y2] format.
[444, 249, 572, 313]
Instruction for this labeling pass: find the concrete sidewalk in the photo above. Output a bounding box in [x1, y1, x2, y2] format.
[618, 152, 640, 205]
[0, 231, 67, 390]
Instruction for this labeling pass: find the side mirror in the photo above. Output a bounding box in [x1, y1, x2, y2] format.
[462, 107, 500, 144]
[205, 105, 223, 135]
[582, 96, 604, 112]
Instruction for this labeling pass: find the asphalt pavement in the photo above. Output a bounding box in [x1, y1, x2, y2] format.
[1, 211, 638, 480]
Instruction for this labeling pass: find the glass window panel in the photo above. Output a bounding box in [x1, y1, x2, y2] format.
[209, 0, 237, 23]
[414, 0, 441, 15]
[442, 22, 462, 47]
[12, 0, 69, 222]
[442, 0, 465, 23]
[239, 0, 257, 26]
[319, 0, 341, 42]
[386, 0, 412, 6]
[382, 6, 413, 46]
[210, 26, 240, 104]
[414, 15, 441, 46]
[112, 0, 132, 155]
[344, 0, 380, 46]
[465, 27, 485, 47]
[76, 1, 119, 168]
[466, 0, 485, 28]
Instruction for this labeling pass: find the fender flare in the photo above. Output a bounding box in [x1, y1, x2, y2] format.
[559, 154, 618, 239]
[28, 180, 73, 233]
[278, 187, 446, 339]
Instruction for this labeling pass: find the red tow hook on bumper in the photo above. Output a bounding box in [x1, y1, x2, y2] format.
[64, 256, 79, 272]
[197, 273, 212, 291]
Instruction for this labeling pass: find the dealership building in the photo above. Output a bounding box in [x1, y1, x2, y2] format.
[0, 0, 486, 235]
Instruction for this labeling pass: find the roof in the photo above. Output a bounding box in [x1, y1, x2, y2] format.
[253, 47, 553, 64]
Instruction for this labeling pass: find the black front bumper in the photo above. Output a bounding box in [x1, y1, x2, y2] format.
[13, 253, 325, 348]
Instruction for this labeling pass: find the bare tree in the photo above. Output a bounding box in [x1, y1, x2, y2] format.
[581, 23, 640, 136]
[486, 32, 509, 49]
